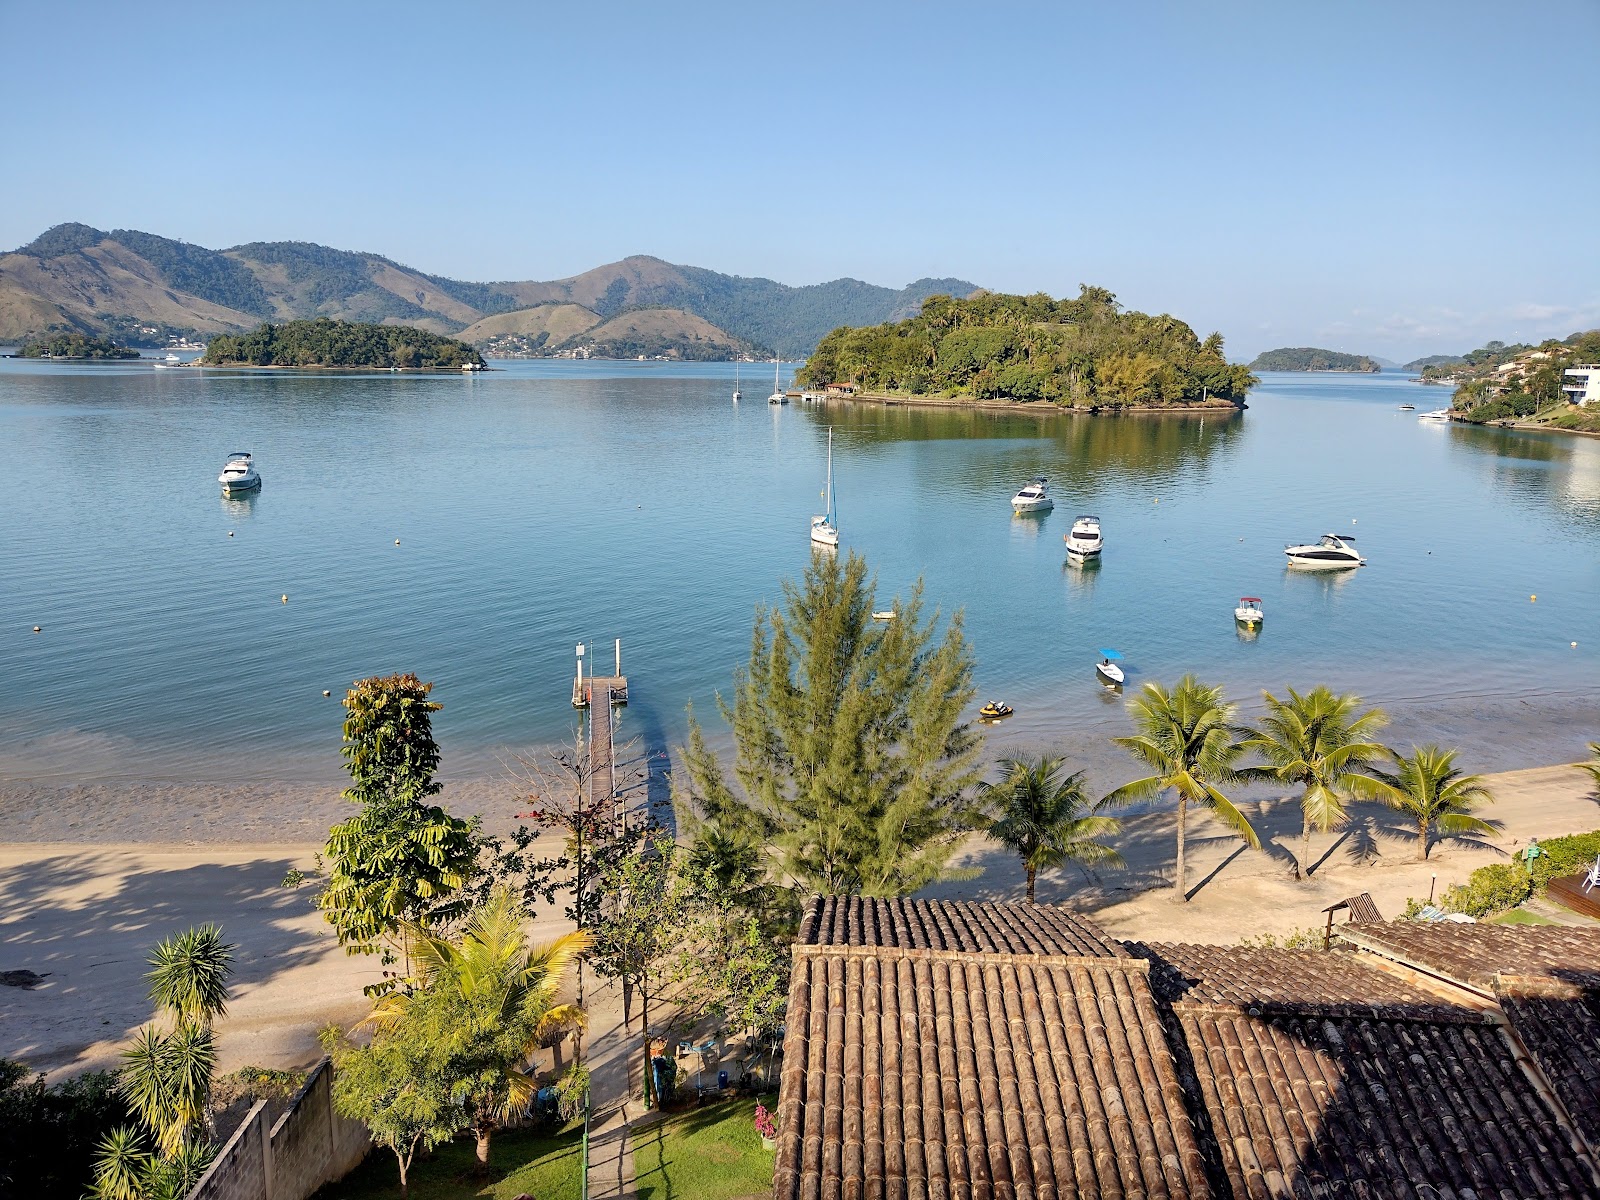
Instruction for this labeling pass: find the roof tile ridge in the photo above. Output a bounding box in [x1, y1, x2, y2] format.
[790, 942, 1152, 971]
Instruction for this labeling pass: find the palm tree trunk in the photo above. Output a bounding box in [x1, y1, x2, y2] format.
[1418, 817, 1429, 862]
[1026, 863, 1037, 904]
[474, 1124, 492, 1169]
[1300, 810, 1313, 881]
[1173, 793, 1188, 901]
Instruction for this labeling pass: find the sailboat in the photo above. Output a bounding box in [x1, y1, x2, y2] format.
[767, 358, 787, 405]
[811, 428, 839, 547]
[733, 359, 741, 403]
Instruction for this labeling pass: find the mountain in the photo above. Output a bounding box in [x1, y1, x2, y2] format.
[1249, 347, 1382, 373]
[455, 302, 604, 351]
[1404, 353, 1466, 370]
[0, 224, 980, 357]
[562, 307, 759, 360]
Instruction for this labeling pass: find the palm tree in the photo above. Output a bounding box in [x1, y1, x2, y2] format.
[1360, 745, 1497, 861]
[979, 755, 1122, 902]
[367, 889, 589, 1170]
[147, 925, 233, 1032]
[1106, 675, 1260, 901]
[1240, 686, 1389, 881]
[1580, 743, 1600, 793]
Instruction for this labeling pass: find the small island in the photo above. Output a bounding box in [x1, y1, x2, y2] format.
[797, 287, 1256, 409]
[201, 319, 484, 370]
[20, 332, 140, 360]
[1249, 347, 1381, 373]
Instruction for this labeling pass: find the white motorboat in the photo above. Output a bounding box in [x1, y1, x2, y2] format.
[767, 359, 787, 405]
[1010, 476, 1053, 512]
[1096, 648, 1125, 687]
[1284, 533, 1364, 568]
[1234, 596, 1264, 626]
[811, 428, 839, 547]
[1065, 514, 1103, 557]
[1418, 409, 1453, 422]
[218, 451, 261, 492]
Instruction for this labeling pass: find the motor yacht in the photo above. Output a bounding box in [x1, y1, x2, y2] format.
[1064, 515, 1103, 557]
[810, 428, 839, 547]
[1010, 477, 1053, 512]
[218, 452, 261, 492]
[1418, 409, 1452, 422]
[1234, 596, 1264, 626]
[1398, 403, 1415, 411]
[1284, 534, 1364, 568]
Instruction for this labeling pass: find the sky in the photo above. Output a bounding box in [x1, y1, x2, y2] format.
[2, 0, 1595, 361]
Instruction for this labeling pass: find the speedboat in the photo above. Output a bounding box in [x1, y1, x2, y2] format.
[1398, 404, 1415, 411]
[811, 428, 839, 547]
[978, 700, 1013, 720]
[1418, 409, 1452, 422]
[1284, 534, 1364, 568]
[1065, 515, 1103, 557]
[1095, 648, 1124, 687]
[1234, 596, 1264, 627]
[871, 610, 897, 621]
[218, 452, 261, 492]
[1011, 477, 1053, 512]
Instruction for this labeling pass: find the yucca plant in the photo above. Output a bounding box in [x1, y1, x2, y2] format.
[1106, 675, 1260, 900]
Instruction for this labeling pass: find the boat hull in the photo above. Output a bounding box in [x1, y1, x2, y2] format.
[219, 474, 261, 491]
[1285, 553, 1361, 569]
[1011, 498, 1053, 512]
[1096, 663, 1124, 686]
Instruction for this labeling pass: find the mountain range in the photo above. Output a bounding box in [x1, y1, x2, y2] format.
[0, 223, 978, 358]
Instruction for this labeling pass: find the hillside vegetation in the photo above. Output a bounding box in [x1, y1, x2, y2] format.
[200, 320, 483, 369]
[568, 307, 758, 360]
[0, 224, 978, 356]
[798, 287, 1256, 408]
[1440, 329, 1600, 430]
[19, 332, 139, 359]
[1249, 347, 1381, 372]
[1403, 353, 1465, 371]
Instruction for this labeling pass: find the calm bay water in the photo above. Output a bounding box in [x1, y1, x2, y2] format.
[1, 359, 1596, 785]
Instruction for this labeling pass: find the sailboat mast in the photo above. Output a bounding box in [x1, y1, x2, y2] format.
[826, 427, 834, 520]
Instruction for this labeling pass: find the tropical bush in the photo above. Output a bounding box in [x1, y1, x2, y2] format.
[0, 1062, 131, 1200]
[1441, 862, 1533, 917]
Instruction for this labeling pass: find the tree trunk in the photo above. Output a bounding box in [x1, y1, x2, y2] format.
[1173, 794, 1188, 901]
[1300, 810, 1313, 881]
[394, 1144, 413, 1198]
[641, 984, 654, 1108]
[475, 1124, 492, 1170]
[1026, 863, 1037, 904]
[1418, 818, 1430, 862]
[623, 977, 634, 1033]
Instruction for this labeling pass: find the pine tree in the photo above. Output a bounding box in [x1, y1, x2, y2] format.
[676, 551, 981, 897]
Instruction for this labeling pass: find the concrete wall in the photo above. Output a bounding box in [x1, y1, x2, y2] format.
[188, 1059, 371, 1200]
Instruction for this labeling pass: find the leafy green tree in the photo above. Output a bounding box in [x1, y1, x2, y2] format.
[979, 755, 1122, 903]
[1107, 676, 1260, 900]
[320, 674, 476, 986]
[675, 551, 981, 897]
[363, 890, 588, 1170]
[1359, 746, 1497, 861]
[322, 1019, 463, 1197]
[1240, 687, 1389, 881]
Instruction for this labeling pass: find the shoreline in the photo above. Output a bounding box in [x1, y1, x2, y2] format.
[817, 390, 1244, 415]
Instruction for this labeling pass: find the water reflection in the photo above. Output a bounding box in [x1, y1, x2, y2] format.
[1009, 508, 1053, 541]
[1063, 554, 1100, 598]
[218, 490, 259, 519]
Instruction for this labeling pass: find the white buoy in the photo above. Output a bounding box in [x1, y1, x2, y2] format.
[395, 539, 400, 545]
[32, 625, 42, 633]
[323, 689, 331, 696]
[281, 594, 288, 603]
[228, 531, 234, 537]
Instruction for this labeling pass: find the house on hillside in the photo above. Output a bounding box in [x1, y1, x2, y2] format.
[1563, 365, 1600, 405]
[772, 896, 1600, 1200]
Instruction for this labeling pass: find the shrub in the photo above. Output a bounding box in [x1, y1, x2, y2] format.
[1237, 926, 1324, 950]
[0, 1060, 131, 1200]
[1531, 831, 1600, 889]
[1441, 862, 1532, 916]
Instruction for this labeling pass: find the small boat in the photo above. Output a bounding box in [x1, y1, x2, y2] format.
[979, 701, 1013, 720]
[165, 353, 180, 362]
[871, 610, 897, 621]
[733, 359, 741, 403]
[1234, 596, 1264, 626]
[1011, 477, 1053, 512]
[1285, 534, 1364, 568]
[218, 451, 261, 492]
[1398, 404, 1415, 411]
[1065, 515, 1103, 557]
[1418, 409, 1452, 422]
[1096, 648, 1124, 687]
[767, 359, 787, 405]
[811, 428, 840, 547]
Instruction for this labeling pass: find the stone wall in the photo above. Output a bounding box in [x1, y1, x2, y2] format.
[187, 1059, 370, 1200]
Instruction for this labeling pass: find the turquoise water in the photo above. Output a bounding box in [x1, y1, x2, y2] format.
[1, 359, 1596, 782]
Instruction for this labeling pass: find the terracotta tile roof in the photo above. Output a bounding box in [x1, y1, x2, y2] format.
[1130, 942, 1478, 1019]
[1173, 1002, 1597, 1199]
[797, 895, 1129, 958]
[773, 944, 1213, 1200]
[1496, 975, 1600, 1156]
[1338, 922, 1600, 991]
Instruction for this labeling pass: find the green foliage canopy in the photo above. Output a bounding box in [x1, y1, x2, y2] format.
[1249, 347, 1381, 372]
[978, 755, 1122, 903]
[797, 287, 1255, 407]
[201, 319, 483, 368]
[20, 332, 139, 359]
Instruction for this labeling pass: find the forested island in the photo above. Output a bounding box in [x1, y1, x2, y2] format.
[19, 332, 140, 359]
[200, 319, 484, 369]
[796, 288, 1256, 408]
[1249, 347, 1381, 373]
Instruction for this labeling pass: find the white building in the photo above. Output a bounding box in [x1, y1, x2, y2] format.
[1562, 365, 1600, 406]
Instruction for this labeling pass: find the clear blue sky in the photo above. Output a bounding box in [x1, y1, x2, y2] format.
[3, 0, 1594, 360]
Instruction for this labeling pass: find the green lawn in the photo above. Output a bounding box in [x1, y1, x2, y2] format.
[632, 1094, 779, 1200]
[1493, 908, 1556, 926]
[312, 1124, 583, 1200]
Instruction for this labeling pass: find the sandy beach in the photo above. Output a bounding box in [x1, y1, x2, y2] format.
[3, 760, 1596, 1082]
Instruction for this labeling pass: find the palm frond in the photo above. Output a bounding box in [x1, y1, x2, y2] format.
[1198, 783, 1262, 850]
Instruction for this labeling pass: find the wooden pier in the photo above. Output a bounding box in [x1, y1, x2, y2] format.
[570, 639, 628, 811]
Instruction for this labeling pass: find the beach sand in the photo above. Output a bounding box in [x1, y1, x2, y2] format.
[3, 762, 1596, 1081]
